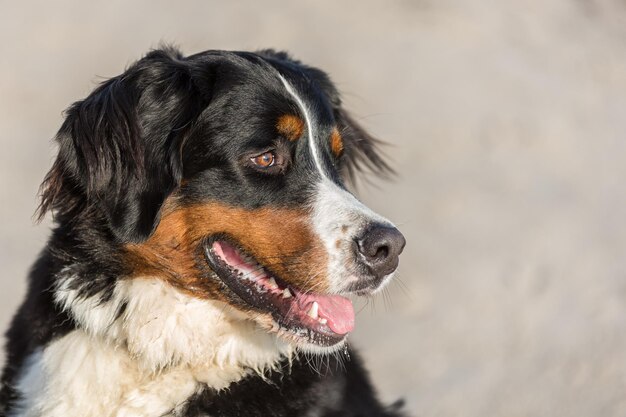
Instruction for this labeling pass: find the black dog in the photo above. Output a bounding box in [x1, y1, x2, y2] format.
[0, 47, 406, 417]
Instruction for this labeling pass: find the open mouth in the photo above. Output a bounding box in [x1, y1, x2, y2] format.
[204, 237, 354, 347]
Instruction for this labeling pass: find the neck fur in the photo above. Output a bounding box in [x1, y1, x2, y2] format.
[10, 275, 292, 417]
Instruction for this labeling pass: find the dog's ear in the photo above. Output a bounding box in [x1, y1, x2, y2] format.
[39, 48, 209, 243]
[333, 107, 394, 184]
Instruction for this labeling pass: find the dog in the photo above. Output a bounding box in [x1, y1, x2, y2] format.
[0, 47, 406, 417]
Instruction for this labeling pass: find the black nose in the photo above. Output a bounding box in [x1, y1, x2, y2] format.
[356, 223, 406, 278]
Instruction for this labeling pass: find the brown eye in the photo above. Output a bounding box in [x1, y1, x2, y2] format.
[251, 151, 275, 168]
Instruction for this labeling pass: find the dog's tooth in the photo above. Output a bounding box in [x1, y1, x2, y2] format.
[319, 318, 327, 325]
[267, 277, 278, 290]
[282, 288, 292, 298]
[307, 302, 319, 319]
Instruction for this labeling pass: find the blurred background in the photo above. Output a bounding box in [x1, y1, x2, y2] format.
[2, 1, 626, 415]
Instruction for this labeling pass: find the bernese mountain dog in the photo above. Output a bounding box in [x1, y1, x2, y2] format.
[0, 47, 406, 417]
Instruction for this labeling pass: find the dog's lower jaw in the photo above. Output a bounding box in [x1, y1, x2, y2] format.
[9, 276, 296, 417]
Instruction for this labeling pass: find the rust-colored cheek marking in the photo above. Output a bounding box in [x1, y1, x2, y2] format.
[124, 200, 329, 300]
[276, 114, 304, 141]
[330, 128, 344, 157]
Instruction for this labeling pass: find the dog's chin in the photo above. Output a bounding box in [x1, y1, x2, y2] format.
[203, 236, 355, 352]
[262, 318, 349, 355]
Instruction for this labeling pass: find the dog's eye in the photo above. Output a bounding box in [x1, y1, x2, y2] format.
[246, 147, 289, 175]
[250, 151, 276, 168]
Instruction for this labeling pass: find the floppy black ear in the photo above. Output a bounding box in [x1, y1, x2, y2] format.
[333, 107, 394, 184]
[39, 48, 207, 243]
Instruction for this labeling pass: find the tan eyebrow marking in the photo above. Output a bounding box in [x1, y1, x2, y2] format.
[330, 128, 344, 157]
[276, 114, 305, 142]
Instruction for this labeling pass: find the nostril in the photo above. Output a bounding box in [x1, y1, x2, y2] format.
[374, 245, 389, 260]
[357, 239, 388, 260]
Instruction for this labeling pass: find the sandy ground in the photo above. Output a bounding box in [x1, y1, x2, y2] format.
[2, 1, 626, 415]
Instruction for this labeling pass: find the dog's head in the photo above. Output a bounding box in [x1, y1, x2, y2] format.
[41, 48, 405, 353]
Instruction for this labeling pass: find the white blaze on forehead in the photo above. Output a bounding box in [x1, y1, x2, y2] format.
[276, 73, 327, 178]
[276, 72, 396, 293]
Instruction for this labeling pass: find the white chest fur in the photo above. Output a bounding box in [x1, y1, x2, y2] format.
[10, 278, 292, 417]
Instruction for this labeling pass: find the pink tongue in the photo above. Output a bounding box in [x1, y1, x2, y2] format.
[213, 241, 355, 335]
[296, 293, 355, 335]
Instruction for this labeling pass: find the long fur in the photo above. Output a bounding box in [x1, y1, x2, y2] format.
[1, 47, 404, 417]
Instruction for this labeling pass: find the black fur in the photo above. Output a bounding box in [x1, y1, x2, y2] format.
[1, 47, 403, 417]
[38, 48, 204, 243]
[184, 352, 403, 417]
[0, 250, 74, 412]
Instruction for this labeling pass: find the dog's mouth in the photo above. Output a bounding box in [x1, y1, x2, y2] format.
[204, 238, 354, 347]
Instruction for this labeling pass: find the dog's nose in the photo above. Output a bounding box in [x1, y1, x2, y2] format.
[356, 223, 406, 278]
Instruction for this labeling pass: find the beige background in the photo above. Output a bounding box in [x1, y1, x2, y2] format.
[2, 1, 626, 416]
